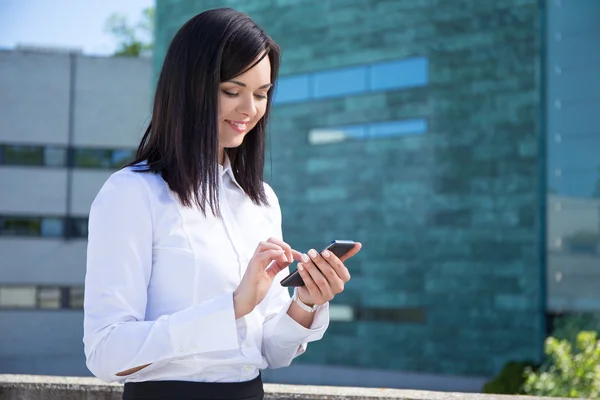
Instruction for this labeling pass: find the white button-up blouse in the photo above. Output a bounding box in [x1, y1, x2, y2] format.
[83, 157, 329, 383]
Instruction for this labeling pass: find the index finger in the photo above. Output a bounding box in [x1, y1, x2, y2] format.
[266, 237, 294, 263]
[339, 242, 362, 262]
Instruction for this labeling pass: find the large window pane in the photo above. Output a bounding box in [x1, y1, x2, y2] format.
[0, 216, 41, 236]
[111, 149, 135, 168]
[67, 217, 89, 238]
[69, 287, 84, 309]
[4, 145, 43, 166]
[369, 119, 427, 138]
[0, 287, 36, 308]
[37, 287, 61, 309]
[370, 57, 429, 91]
[73, 148, 112, 168]
[308, 125, 367, 145]
[41, 218, 64, 237]
[44, 147, 67, 167]
[274, 75, 311, 104]
[314, 65, 368, 99]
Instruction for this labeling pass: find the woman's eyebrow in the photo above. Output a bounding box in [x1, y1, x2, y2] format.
[226, 80, 272, 89]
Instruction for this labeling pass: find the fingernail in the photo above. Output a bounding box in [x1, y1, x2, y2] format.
[308, 249, 318, 258]
[287, 255, 293, 263]
[322, 250, 330, 258]
[301, 253, 310, 263]
[298, 263, 304, 271]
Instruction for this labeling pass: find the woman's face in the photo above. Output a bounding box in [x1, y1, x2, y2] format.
[217, 54, 271, 156]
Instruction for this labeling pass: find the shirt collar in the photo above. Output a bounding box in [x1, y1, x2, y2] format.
[219, 154, 244, 191]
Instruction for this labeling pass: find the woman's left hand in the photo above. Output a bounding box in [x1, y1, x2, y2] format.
[296, 242, 362, 307]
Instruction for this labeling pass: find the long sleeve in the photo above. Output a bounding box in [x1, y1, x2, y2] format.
[260, 272, 330, 368]
[259, 183, 330, 368]
[83, 171, 239, 383]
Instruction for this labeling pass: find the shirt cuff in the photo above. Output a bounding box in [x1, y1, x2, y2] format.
[271, 298, 330, 349]
[167, 292, 239, 356]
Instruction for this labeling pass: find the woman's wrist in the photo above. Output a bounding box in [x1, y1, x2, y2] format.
[233, 289, 253, 319]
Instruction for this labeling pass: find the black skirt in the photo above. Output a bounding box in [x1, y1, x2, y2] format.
[122, 374, 264, 400]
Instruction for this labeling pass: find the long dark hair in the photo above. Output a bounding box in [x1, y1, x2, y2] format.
[130, 8, 281, 217]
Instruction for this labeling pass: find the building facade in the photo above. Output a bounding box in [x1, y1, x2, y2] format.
[155, 0, 598, 390]
[1, 0, 598, 393]
[0, 47, 151, 375]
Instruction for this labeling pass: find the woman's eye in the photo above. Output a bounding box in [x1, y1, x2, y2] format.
[254, 93, 268, 100]
[223, 90, 238, 97]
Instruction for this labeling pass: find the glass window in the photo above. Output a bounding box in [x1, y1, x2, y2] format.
[41, 217, 64, 237]
[274, 75, 311, 104]
[4, 145, 43, 166]
[308, 125, 367, 145]
[111, 149, 135, 168]
[370, 57, 429, 91]
[369, 118, 427, 138]
[37, 287, 61, 309]
[67, 217, 88, 238]
[69, 287, 84, 309]
[0, 286, 36, 308]
[0, 216, 41, 236]
[73, 148, 112, 168]
[44, 147, 67, 167]
[314, 65, 368, 99]
[0, 145, 5, 164]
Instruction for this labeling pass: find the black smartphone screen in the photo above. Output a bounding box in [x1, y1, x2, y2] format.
[280, 240, 355, 287]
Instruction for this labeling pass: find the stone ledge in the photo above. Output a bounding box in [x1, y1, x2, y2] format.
[0, 374, 570, 400]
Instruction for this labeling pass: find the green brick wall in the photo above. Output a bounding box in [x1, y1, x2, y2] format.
[155, 0, 544, 377]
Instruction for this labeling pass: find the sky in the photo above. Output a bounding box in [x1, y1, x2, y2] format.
[0, 0, 155, 56]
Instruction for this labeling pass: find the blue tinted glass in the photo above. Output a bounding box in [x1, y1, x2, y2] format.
[308, 125, 367, 145]
[548, 135, 600, 172]
[274, 75, 310, 104]
[41, 218, 64, 237]
[313, 66, 368, 99]
[369, 119, 427, 138]
[337, 125, 367, 139]
[552, 170, 600, 198]
[370, 57, 429, 91]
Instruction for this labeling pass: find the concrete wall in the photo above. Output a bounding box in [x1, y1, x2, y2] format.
[0, 375, 571, 400]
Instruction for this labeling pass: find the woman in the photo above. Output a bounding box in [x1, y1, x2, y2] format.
[83, 7, 361, 400]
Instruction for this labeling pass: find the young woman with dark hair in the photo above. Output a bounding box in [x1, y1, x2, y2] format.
[83, 8, 361, 400]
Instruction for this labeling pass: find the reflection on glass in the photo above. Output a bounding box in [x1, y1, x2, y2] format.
[274, 56, 430, 105]
[308, 125, 367, 144]
[69, 287, 84, 309]
[74, 148, 112, 168]
[274, 75, 310, 104]
[309, 118, 427, 145]
[0, 216, 41, 236]
[4, 145, 43, 166]
[44, 147, 67, 167]
[41, 218, 64, 237]
[547, 194, 600, 311]
[68, 217, 89, 238]
[369, 119, 427, 138]
[370, 57, 429, 91]
[0, 287, 36, 308]
[111, 149, 135, 168]
[314, 65, 367, 99]
[37, 287, 61, 309]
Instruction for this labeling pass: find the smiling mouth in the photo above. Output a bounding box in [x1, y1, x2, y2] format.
[226, 120, 248, 133]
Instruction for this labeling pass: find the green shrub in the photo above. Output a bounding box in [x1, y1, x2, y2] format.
[482, 361, 538, 394]
[523, 331, 600, 398]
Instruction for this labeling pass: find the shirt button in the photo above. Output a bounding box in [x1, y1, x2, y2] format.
[242, 365, 253, 373]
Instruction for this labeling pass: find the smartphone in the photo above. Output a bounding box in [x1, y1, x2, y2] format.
[280, 240, 356, 287]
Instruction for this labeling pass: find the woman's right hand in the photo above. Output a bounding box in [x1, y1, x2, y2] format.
[233, 238, 301, 318]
